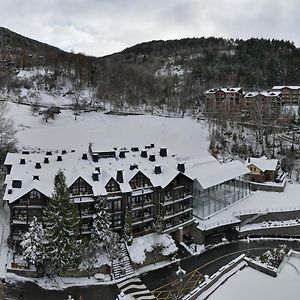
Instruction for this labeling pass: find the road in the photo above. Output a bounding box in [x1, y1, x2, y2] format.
[3, 239, 300, 299]
[140, 239, 300, 291]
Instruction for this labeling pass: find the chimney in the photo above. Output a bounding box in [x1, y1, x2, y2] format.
[248, 157, 250, 163]
[150, 143, 155, 148]
[44, 157, 49, 164]
[82, 153, 88, 160]
[149, 154, 156, 162]
[177, 163, 185, 173]
[141, 150, 147, 158]
[119, 151, 126, 158]
[20, 158, 25, 165]
[8, 189, 12, 195]
[46, 151, 52, 155]
[131, 147, 139, 152]
[35, 162, 41, 169]
[92, 172, 99, 181]
[130, 164, 138, 170]
[116, 170, 124, 183]
[154, 165, 161, 174]
[33, 175, 39, 180]
[95, 167, 101, 173]
[62, 150, 67, 155]
[57, 155, 62, 161]
[160, 148, 167, 157]
[92, 154, 98, 162]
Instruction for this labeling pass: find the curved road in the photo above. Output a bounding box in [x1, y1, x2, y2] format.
[5, 239, 300, 299]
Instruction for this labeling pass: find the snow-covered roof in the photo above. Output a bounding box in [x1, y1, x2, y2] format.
[272, 86, 300, 90]
[4, 146, 250, 203]
[4, 146, 195, 203]
[187, 160, 250, 190]
[244, 91, 281, 98]
[205, 87, 242, 95]
[246, 156, 278, 172]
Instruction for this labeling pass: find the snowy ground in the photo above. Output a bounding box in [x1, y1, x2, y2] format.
[209, 256, 300, 300]
[128, 233, 177, 265]
[7, 102, 210, 159]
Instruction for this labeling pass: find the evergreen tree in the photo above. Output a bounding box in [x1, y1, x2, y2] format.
[105, 231, 122, 261]
[44, 170, 82, 274]
[20, 216, 45, 270]
[123, 208, 133, 245]
[91, 196, 111, 246]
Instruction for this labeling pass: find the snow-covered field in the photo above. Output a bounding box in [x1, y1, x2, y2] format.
[7, 101, 210, 159]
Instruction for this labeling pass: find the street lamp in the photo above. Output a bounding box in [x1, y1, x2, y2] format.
[172, 262, 186, 300]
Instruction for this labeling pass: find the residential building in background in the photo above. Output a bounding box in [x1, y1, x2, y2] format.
[243, 91, 282, 119]
[205, 87, 243, 115]
[272, 86, 300, 107]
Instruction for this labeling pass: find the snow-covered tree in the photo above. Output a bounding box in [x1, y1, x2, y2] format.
[91, 196, 111, 246]
[44, 170, 82, 274]
[106, 232, 122, 261]
[20, 216, 45, 269]
[123, 208, 133, 245]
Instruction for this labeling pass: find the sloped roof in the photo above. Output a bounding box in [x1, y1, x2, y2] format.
[244, 91, 281, 98]
[205, 87, 242, 95]
[4, 146, 251, 204]
[246, 156, 278, 172]
[272, 86, 300, 90]
[187, 159, 250, 190]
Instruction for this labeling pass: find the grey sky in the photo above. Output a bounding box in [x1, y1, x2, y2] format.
[1, 0, 300, 57]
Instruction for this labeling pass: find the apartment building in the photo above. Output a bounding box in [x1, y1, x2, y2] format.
[205, 87, 243, 114]
[4, 145, 195, 242]
[243, 91, 282, 119]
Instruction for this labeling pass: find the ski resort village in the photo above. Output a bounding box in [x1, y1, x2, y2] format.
[1, 89, 300, 300]
[2, 18, 300, 299]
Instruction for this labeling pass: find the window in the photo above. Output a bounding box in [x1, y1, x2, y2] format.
[114, 214, 122, 227]
[106, 179, 120, 192]
[114, 199, 122, 211]
[71, 178, 92, 195]
[29, 190, 41, 200]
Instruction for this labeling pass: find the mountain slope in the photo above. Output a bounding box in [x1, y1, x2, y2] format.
[1, 27, 300, 110]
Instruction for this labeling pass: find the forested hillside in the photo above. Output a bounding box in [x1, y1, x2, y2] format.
[1, 27, 300, 111]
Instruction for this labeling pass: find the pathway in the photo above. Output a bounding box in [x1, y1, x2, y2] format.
[117, 277, 155, 300]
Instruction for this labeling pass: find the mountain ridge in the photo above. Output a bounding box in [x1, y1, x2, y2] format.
[1, 27, 300, 110]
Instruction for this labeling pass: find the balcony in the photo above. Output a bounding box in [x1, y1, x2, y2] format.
[162, 193, 193, 205]
[81, 225, 93, 234]
[132, 214, 154, 226]
[131, 200, 154, 210]
[12, 215, 27, 224]
[81, 210, 94, 219]
[163, 207, 193, 220]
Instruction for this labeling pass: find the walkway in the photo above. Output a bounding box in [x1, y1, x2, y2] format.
[112, 242, 135, 279]
[117, 277, 155, 300]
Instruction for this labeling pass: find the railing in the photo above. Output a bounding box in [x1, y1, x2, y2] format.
[163, 193, 193, 204]
[81, 210, 94, 217]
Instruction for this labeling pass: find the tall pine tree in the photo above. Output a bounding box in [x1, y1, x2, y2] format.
[123, 208, 133, 245]
[90, 196, 111, 246]
[44, 170, 82, 274]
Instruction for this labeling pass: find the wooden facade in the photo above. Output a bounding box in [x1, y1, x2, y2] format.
[9, 171, 194, 242]
[243, 92, 282, 119]
[205, 88, 243, 115]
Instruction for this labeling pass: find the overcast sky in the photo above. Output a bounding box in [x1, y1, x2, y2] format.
[1, 0, 300, 57]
